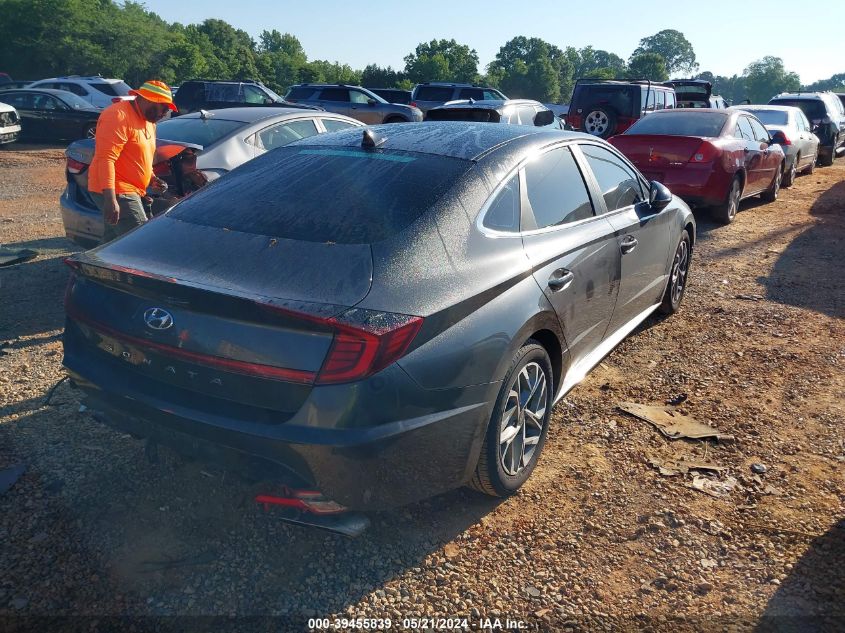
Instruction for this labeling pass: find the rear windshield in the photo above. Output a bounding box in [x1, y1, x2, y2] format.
[744, 110, 788, 126]
[672, 83, 709, 95]
[574, 86, 636, 116]
[155, 117, 244, 147]
[91, 81, 131, 96]
[768, 99, 826, 121]
[426, 108, 499, 123]
[169, 147, 470, 243]
[625, 111, 728, 137]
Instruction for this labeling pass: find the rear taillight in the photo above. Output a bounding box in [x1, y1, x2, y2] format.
[111, 97, 122, 104]
[410, 101, 417, 108]
[317, 310, 423, 384]
[66, 157, 88, 174]
[689, 141, 719, 163]
[778, 133, 792, 146]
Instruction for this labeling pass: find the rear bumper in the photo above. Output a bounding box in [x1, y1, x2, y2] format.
[639, 164, 731, 208]
[60, 183, 102, 247]
[64, 342, 495, 511]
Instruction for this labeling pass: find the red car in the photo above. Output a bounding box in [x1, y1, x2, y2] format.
[609, 109, 784, 224]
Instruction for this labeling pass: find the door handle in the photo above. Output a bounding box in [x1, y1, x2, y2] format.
[620, 236, 638, 254]
[547, 268, 574, 291]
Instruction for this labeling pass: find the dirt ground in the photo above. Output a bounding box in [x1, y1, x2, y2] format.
[0, 143, 843, 632]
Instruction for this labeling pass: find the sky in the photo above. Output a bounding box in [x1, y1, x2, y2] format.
[139, 0, 840, 84]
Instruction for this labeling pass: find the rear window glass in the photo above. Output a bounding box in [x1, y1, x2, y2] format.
[625, 112, 728, 137]
[426, 108, 498, 123]
[415, 86, 454, 101]
[91, 81, 131, 96]
[744, 110, 788, 126]
[156, 117, 244, 147]
[286, 87, 317, 100]
[169, 147, 470, 243]
[769, 99, 826, 121]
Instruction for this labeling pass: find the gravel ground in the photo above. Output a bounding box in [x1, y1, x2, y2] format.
[0, 144, 843, 632]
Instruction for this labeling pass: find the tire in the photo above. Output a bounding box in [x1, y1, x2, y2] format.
[469, 341, 553, 498]
[806, 150, 816, 175]
[711, 175, 742, 224]
[820, 140, 836, 167]
[782, 156, 797, 187]
[761, 164, 782, 202]
[583, 106, 617, 138]
[83, 124, 96, 139]
[658, 230, 692, 316]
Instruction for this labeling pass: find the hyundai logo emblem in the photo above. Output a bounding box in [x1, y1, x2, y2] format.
[144, 307, 174, 330]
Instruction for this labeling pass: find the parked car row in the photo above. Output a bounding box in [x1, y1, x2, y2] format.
[54, 69, 843, 517]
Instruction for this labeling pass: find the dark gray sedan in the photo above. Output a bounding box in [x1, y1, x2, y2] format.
[62, 123, 695, 511]
[733, 105, 819, 186]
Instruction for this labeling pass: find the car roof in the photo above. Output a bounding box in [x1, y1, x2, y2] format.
[433, 99, 541, 111]
[771, 92, 826, 100]
[294, 121, 590, 161]
[35, 77, 122, 83]
[730, 105, 796, 112]
[3, 88, 79, 97]
[175, 107, 352, 124]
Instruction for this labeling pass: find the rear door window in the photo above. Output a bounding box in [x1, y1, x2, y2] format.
[736, 117, 754, 140]
[748, 117, 770, 142]
[170, 147, 470, 244]
[580, 144, 645, 212]
[321, 118, 358, 132]
[523, 146, 594, 228]
[256, 119, 319, 150]
[286, 87, 318, 100]
[319, 88, 350, 102]
[415, 86, 454, 101]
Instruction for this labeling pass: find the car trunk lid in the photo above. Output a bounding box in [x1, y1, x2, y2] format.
[610, 134, 711, 168]
[63, 217, 380, 415]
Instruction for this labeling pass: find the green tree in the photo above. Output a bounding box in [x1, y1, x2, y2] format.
[361, 64, 405, 88]
[256, 31, 308, 93]
[573, 46, 626, 79]
[627, 53, 669, 81]
[743, 56, 800, 103]
[803, 72, 845, 92]
[487, 36, 573, 102]
[306, 60, 361, 85]
[631, 29, 698, 76]
[403, 39, 479, 83]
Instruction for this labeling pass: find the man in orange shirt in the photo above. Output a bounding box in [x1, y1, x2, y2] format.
[88, 80, 177, 244]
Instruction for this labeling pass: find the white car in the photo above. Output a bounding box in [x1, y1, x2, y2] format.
[0, 101, 21, 144]
[26, 76, 132, 109]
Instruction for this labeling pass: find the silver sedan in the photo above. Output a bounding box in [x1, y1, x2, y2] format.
[732, 105, 820, 187]
[60, 107, 363, 246]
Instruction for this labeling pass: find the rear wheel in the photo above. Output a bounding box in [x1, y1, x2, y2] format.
[711, 176, 741, 224]
[820, 139, 837, 167]
[583, 106, 617, 138]
[469, 341, 552, 497]
[761, 165, 782, 202]
[658, 230, 692, 316]
[806, 150, 816, 175]
[782, 156, 797, 187]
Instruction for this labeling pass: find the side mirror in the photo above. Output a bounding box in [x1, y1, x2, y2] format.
[648, 180, 672, 212]
[367, 99, 377, 106]
[533, 110, 555, 126]
[769, 130, 787, 145]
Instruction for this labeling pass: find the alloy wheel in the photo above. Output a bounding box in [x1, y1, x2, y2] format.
[499, 362, 547, 476]
[670, 239, 689, 306]
[584, 110, 609, 136]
